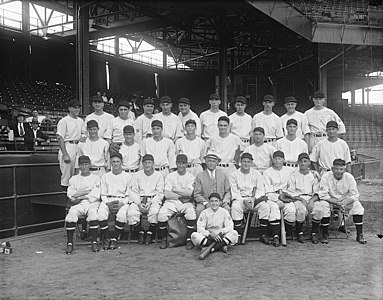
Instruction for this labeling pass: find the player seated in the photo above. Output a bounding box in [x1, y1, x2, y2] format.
[279, 153, 321, 243]
[98, 152, 132, 250]
[127, 154, 164, 245]
[158, 154, 197, 250]
[65, 155, 101, 254]
[191, 193, 238, 259]
[318, 158, 367, 244]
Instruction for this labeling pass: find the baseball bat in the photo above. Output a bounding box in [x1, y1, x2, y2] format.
[242, 211, 251, 245]
[198, 242, 217, 260]
[280, 208, 287, 246]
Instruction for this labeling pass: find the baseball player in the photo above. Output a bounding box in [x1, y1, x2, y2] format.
[275, 119, 308, 167]
[65, 155, 101, 254]
[200, 93, 227, 140]
[153, 96, 183, 143]
[77, 120, 110, 178]
[279, 153, 321, 243]
[206, 116, 241, 177]
[280, 96, 310, 143]
[81, 95, 114, 140]
[318, 158, 367, 244]
[133, 98, 155, 143]
[304, 91, 346, 153]
[243, 127, 275, 174]
[127, 154, 164, 245]
[191, 193, 238, 257]
[119, 125, 141, 173]
[230, 152, 279, 245]
[263, 151, 295, 246]
[175, 119, 206, 176]
[229, 96, 252, 150]
[98, 152, 132, 250]
[251, 95, 283, 146]
[194, 152, 231, 218]
[178, 97, 202, 137]
[141, 120, 176, 178]
[104, 100, 135, 153]
[158, 154, 196, 250]
[310, 121, 351, 175]
[57, 99, 84, 189]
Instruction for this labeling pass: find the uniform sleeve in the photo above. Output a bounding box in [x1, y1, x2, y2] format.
[100, 174, 108, 202]
[103, 118, 113, 140]
[318, 173, 331, 201]
[195, 116, 202, 137]
[302, 140, 309, 154]
[275, 117, 284, 139]
[312, 171, 321, 194]
[301, 114, 310, 135]
[347, 174, 359, 202]
[200, 140, 207, 162]
[152, 174, 165, 204]
[263, 170, 274, 194]
[343, 141, 352, 164]
[197, 210, 209, 236]
[333, 111, 346, 134]
[81, 117, 88, 139]
[254, 175, 266, 199]
[186, 173, 195, 190]
[56, 119, 66, 139]
[194, 174, 207, 204]
[67, 177, 77, 200]
[229, 172, 243, 201]
[175, 139, 182, 154]
[309, 143, 320, 163]
[167, 140, 176, 169]
[129, 174, 141, 205]
[86, 177, 101, 203]
[133, 118, 143, 142]
[286, 174, 298, 197]
[275, 139, 282, 151]
[221, 210, 234, 234]
[164, 173, 174, 193]
[175, 118, 183, 139]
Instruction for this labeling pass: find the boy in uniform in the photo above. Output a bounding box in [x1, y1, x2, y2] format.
[228, 96, 252, 150]
[119, 125, 141, 173]
[200, 93, 227, 140]
[133, 98, 155, 143]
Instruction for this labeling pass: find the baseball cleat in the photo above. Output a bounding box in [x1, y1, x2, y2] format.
[159, 238, 167, 249]
[321, 234, 329, 244]
[186, 240, 194, 250]
[260, 235, 271, 245]
[272, 236, 280, 247]
[91, 242, 99, 253]
[297, 233, 306, 243]
[80, 229, 88, 240]
[357, 234, 367, 244]
[65, 243, 73, 254]
[311, 233, 319, 244]
[102, 239, 110, 250]
[109, 239, 117, 250]
[221, 246, 229, 253]
[138, 232, 145, 245]
[145, 233, 153, 245]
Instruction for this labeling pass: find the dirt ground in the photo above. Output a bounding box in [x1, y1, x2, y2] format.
[1, 180, 382, 300]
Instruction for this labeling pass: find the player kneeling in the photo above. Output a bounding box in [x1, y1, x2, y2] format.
[65, 155, 101, 254]
[191, 193, 238, 259]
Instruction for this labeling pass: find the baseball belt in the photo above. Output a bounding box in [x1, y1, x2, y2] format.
[187, 163, 200, 168]
[66, 140, 79, 144]
[283, 162, 298, 167]
[218, 163, 233, 168]
[90, 166, 104, 171]
[311, 133, 327, 137]
[106, 195, 125, 198]
[155, 166, 167, 171]
[124, 168, 139, 173]
[264, 138, 276, 143]
[240, 138, 250, 143]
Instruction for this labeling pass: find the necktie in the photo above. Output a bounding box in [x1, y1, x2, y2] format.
[19, 123, 25, 136]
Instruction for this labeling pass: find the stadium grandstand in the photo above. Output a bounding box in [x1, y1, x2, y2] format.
[0, 0, 382, 237]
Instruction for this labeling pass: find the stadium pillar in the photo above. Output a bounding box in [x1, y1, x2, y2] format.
[218, 15, 227, 112]
[319, 67, 328, 98]
[351, 85, 356, 108]
[75, 2, 90, 114]
[22, 1, 29, 32]
[362, 87, 365, 106]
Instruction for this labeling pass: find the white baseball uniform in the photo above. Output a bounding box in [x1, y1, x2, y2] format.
[280, 111, 310, 139]
[191, 207, 238, 246]
[153, 112, 183, 141]
[158, 171, 196, 222]
[120, 142, 141, 172]
[178, 110, 202, 137]
[82, 112, 114, 139]
[310, 138, 351, 172]
[200, 109, 227, 139]
[98, 171, 132, 224]
[127, 170, 164, 225]
[77, 138, 110, 178]
[251, 112, 284, 143]
[275, 137, 308, 164]
[243, 143, 275, 173]
[65, 173, 101, 223]
[229, 112, 252, 150]
[56, 115, 84, 186]
[175, 136, 206, 176]
[104, 116, 135, 143]
[133, 114, 153, 142]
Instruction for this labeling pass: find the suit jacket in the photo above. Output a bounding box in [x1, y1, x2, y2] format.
[194, 168, 231, 205]
[10, 122, 34, 141]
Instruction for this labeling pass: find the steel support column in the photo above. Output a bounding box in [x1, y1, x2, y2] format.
[218, 15, 227, 112]
[75, 3, 90, 114]
[22, 1, 29, 32]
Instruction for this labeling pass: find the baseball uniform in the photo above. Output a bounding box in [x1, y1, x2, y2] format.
[120, 142, 141, 172]
[251, 112, 283, 145]
[77, 138, 110, 178]
[133, 114, 153, 142]
[280, 111, 310, 139]
[200, 109, 227, 140]
[153, 112, 183, 142]
[178, 110, 202, 137]
[275, 137, 308, 165]
[229, 112, 252, 150]
[243, 143, 275, 174]
[82, 112, 114, 139]
[175, 136, 206, 176]
[104, 116, 135, 143]
[57, 115, 84, 186]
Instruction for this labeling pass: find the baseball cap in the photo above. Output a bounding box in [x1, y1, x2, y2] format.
[179, 98, 190, 105]
[286, 119, 298, 126]
[333, 158, 346, 166]
[263, 95, 275, 102]
[151, 120, 163, 128]
[185, 119, 196, 126]
[209, 93, 220, 100]
[91, 95, 103, 103]
[253, 127, 265, 134]
[110, 152, 123, 160]
[204, 152, 221, 161]
[241, 152, 253, 161]
[78, 155, 91, 164]
[234, 96, 246, 104]
[160, 96, 172, 104]
[273, 150, 285, 158]
[313, 91, 325, 98]
[298, 153, 310, 161]
[87, 120, 99, 128]
[218, 116, 230, 124]
[118, 100, 132, 108]
[326, 121, 338, 129]
[142, 154, 154, 162]
[123, 125, 134, 134]
[143, 98, 155, 106]
[285, 96, 297, 103]
[68, 99, 81, 107]
[176, 154, 188, 163]
[208, 192, 221, 200]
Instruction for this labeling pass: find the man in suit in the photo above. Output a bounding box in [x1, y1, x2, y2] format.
[31, 120, 50, 147]
[9, 113, 34, 150]
[194, 152, 231, 218]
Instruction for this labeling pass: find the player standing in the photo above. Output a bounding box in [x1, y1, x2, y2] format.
[229, 96, 252, 150]
[178, 97, 201, 137]
[133, 98, 155, 143]
[200, 93, 227, 141]
[119, 125, 141, 173]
